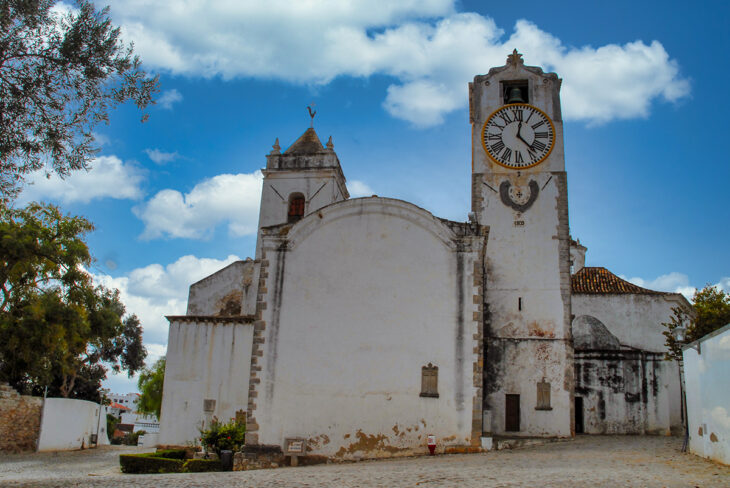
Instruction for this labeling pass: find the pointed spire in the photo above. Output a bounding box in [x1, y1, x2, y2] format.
[283, 128, 325, 155]
[270, 138, 281, 155]
[326, 136, 334, 151]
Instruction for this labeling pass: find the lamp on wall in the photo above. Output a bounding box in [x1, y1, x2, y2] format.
[673, 326, 701, 354]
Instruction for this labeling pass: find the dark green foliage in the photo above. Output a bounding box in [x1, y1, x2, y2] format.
[663, 285, 730, 361]
[0, 202, 146, 399]
[182, 459, 223, 472]
[0, 0, 159, 201]
[150, 449, 186, 459]
[106, 413, 119, 439]
[137, 357, 164, 418]
[119, 450, 223, 474]
[200, 418, 246, 455]
[119, 453, 184, 474]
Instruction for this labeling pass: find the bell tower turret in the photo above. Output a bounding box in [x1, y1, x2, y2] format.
[471, 50, 573, 437]
[254, 126, 349, 259]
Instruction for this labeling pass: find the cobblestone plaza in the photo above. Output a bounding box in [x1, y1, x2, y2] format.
[1, 436, 728, 487]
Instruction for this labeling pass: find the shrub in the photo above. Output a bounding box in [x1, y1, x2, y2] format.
[151, 449, 187, 459]
[119, 453, 184, 474]
[106, 414, 119, 439]
[200, 418, 246, 455]
[183, 459, 223, 472]
[119, 450, 223, 474]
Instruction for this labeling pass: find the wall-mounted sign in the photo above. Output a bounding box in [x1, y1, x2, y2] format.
[284, 437, 306, 454]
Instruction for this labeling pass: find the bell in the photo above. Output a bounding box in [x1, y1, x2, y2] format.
[506, 87, 525, 103]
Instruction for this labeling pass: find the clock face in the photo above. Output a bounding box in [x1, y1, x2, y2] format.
[481, 103, 555, 169]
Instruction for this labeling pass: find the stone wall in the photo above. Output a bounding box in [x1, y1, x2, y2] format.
[0, 383, 42, 452]
[248, 197, 485, 458]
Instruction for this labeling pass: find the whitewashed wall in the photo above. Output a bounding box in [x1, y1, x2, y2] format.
[684, 325, 730, 465]
[158, 320, 253, 446]
[37, 398, 108, 451]
[187, 260, 254, 316]
[574, 293, 685, 431]
[249, 198, 484, 458]
[573, 294, 686, 352]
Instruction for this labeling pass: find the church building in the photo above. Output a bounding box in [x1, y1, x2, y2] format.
[158, 51, 689, 458]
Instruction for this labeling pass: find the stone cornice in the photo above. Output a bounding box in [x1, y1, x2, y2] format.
[166, 315, 256, 324]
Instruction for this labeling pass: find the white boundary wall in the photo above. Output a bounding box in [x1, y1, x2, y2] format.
[37, 398, 109, 451]
[683, 324, 730, 465]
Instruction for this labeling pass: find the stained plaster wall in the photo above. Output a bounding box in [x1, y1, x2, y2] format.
[247, 198, 485, 458]
[470, 58, 573, 437]
[684, 325, 730, 465]
[158, 319, 253, 446]
[573, 293, 683, 431]
[575, 351, 672, 434]
[187, 260, 255, 316]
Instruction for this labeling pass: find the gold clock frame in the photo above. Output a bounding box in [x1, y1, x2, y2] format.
[481, 103, 556, 170]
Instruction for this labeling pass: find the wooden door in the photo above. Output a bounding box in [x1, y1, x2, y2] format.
[505, 394, 520, 432]
[575, 396, 584, 434]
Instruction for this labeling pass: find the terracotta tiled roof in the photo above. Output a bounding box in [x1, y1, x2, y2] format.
[284, 127, 325, 155]
[572, 267, 668, 295]
[109, 402, 130, 410]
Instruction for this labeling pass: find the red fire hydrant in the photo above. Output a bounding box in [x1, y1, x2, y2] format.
[427, 434, 436, 455]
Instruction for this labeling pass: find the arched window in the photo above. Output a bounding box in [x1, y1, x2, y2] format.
[288, 194, 305, 223]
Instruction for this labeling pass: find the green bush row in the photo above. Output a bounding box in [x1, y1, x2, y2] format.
[119, 450, 222, 474]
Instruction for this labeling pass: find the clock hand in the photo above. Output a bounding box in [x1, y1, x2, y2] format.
[516, 122, 530, 146]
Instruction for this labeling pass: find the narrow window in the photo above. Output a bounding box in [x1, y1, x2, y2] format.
[505, 394, 520, 431]
[536, 378, 552, 410]
[288, 194, 305, 223]
[420, 363, 439, 398]
[518, 297, 522, 311]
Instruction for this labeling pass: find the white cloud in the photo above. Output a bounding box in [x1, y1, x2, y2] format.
[133, 171, 263, 240]
[20, 155, 144, 204]
[93, 254, 240, 393]
[625, 272, 730, 301]
[107, 2, 689, 127]
[93, 132, 111, 146]
[145, 148, 179, 164]
[347, 180, 375, 198]
[91, 254, 240, 347]
[158, 88, 183, 109]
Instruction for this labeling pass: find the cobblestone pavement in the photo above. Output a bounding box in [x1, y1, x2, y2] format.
[1, 436, 728, 487]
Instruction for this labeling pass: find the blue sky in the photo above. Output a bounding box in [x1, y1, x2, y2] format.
[19, 0, 729, 392]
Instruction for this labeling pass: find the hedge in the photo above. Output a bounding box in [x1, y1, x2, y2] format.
[119, 450, 223, 474]
[119, 454, 184, 474]
[183, 459, 223, 472]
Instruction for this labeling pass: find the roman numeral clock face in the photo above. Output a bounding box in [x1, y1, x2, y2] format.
[481, 104, 555, 169]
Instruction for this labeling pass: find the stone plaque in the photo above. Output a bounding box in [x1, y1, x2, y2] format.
[284, 437, 306, 454]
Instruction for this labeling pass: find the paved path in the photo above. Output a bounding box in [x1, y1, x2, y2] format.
[1, 436, 728, 487]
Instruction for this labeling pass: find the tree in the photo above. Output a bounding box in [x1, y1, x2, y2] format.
[137, 357, 164, 418]
[663, 285, 730, 360]
[0, 0, 158, 201]
[0, 202, 146, 400]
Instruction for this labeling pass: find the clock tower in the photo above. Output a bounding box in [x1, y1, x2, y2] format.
[470, 50, 573, 436]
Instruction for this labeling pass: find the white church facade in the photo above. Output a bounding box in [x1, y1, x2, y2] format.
[158, 52, 689, 458]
